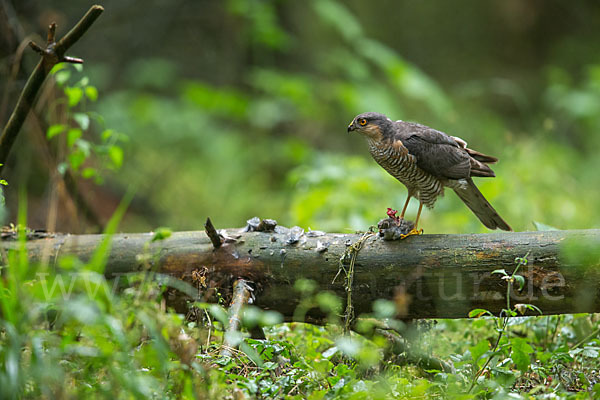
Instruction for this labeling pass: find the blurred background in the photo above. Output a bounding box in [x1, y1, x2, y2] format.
[1, 0, 599, 234]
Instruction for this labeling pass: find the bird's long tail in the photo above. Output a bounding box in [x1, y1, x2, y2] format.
[453, 178, 512, 231]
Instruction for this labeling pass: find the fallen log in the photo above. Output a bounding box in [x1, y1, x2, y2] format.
[2, 226, 599, 320]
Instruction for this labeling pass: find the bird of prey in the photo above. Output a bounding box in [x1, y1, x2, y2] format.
[348, 112, 512, 235]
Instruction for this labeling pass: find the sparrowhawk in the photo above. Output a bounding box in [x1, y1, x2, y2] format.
[348, 112, 512, 234]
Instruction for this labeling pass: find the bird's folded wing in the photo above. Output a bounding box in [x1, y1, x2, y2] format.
[401, 133, 471, 180]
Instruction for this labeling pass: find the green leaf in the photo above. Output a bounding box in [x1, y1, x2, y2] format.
[81, 167, 96, 179]
[67, 129, 82, 148]
[515, 255, 529, 266]
[260, 310, 283, 326]
[513, 275, 526, 291]
[582, 346, 600, 358]
[373, 299, 396, 318]
[505, 309, 518, 317]
[239, 341, 264, 367]
[108, 145, 123, 169]
[151, 227, 172, 242]
[68, 149, 86, 171]
[49, 63, 67, 74]
[47, 124, 65, 139]
[294, 279, 317, 294]
[315, 291, 341, 314]
[85, 86, 98, 102]
[313, 0, 362, 42]
[64, 86, 83, 107]
[469, 340, 489, 365]
[242, 306, 261, 328]
[492, 269, 508, 276]
[468, 308, 492, 318]
[73, 113, 90, 130]
[208, 304, 228, 326]
[54, 69, 71, 85]
[101, 129, 114, 142]
[117, 133, 129, 143]
[525, 304, 543, 314]
[511, 338, 534, 373]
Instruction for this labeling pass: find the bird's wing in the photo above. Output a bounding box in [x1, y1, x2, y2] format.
[395, 122, 471, 179]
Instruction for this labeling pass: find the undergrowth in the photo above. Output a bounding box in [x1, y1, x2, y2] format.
[1, 219, 600, 399]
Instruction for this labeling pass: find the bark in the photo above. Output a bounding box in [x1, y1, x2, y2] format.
[2, 227, 600, 320]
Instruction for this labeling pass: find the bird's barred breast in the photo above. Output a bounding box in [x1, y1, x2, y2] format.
[368, 142, 443, 208]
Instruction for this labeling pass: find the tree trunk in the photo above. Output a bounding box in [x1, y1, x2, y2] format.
[3, 227, 600, 320]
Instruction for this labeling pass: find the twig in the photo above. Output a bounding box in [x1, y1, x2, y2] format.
[341, 230, 375, 333]
[204, 308, 213, 349]
[468, 254, 531, 392]
[468, 318, 507, 392]
[204, 217, 222, 249]
[571, 326, 600, 349]
[221, 279, 254, 357]
[0, 5, 104, 172]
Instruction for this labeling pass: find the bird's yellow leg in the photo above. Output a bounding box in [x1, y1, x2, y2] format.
[414, 202, 423, 228]
[399, 195, 411, 219]
[400, 202, 424, 239]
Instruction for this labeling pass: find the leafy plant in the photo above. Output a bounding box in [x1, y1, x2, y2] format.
[46, 63, 128, 183]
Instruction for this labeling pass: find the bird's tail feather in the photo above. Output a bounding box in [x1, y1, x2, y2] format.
[453, 178, 512, 231]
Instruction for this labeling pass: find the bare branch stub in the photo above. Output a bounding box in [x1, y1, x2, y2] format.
[28, 41, 45, 56]
[221, 279, 254, 357]
[47, 22, 57, 44]
[204, 217, 223, 249]
[63, 56, 84, 64]
[29, 21, 86, 72]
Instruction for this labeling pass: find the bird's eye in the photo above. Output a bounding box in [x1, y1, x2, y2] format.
[358, 118, 367, 126]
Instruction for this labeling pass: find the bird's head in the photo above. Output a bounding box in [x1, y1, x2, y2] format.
[347, 112, 393, 141]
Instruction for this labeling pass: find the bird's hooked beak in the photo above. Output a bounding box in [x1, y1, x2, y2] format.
[347, 121, 356, 132]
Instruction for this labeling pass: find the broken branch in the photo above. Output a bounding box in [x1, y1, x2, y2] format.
[221, 279, 254, 357]
[0, 5, 104, 171]
[204, 217, 222, 249]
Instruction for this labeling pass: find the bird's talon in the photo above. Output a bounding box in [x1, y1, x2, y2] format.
[399, 228, 423, 239]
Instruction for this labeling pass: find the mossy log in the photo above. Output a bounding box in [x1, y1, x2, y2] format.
[2, 227, 600, 320]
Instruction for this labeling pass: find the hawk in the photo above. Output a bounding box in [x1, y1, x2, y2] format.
[348, 112, 512, 234]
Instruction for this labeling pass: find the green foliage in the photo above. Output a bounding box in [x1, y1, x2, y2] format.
[2, 230, 600, 398]
[9, 228, 600, 399]
[47, 64, 128, 184]
[0, 203, 203, 398]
